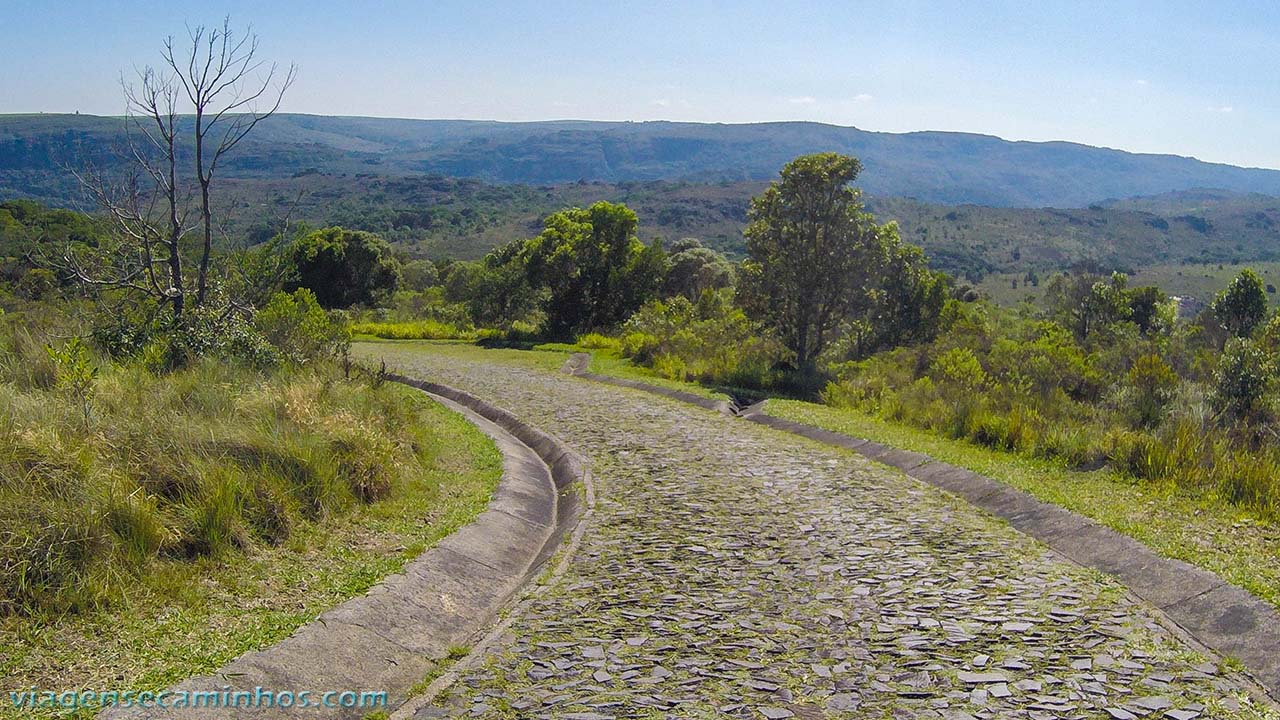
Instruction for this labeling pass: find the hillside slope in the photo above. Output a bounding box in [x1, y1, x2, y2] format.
[5, 114, 1280, 208]
[199, 175, 1280, 278]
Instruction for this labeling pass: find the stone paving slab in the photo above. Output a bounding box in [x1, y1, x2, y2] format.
[359, 346, 1278, 719]
[549, 357, 1280, 704]
[102, 385, 587, 720]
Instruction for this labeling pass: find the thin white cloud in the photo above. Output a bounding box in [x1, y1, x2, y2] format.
[852, 93, 874, 102]
[1134, 79, 1149, 87]
[651, 98, 671, 107]
[787, 96, 817, 104]
[1208, 105, 1234, 113]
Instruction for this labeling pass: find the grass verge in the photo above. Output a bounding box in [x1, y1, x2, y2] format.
[766, 398, 1280, 610]
[0, 363, 501, 718]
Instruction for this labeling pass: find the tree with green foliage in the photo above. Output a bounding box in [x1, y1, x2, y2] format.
[1045, 271, 1132, 342]
[519, 202, 667, 339]
[1213, 337, 1275, 427]
[860, 233, 949, 356]
[1127, 353, 1180, 428]
[663, 239, 735, 300]
[400, 259, 441, 292]
[288, 227, 400, 308]
[739, 153, 910, 368]
[1127, 285, 1172, 336]
[1212, 268, 1269, 338]
[457, 241, 544, 329]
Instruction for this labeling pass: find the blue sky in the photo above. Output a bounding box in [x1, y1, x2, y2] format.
[5, 1, 1279, 168]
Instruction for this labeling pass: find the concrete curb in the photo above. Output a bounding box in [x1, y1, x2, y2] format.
[563, 355, 1280, 700]
[103, 378, 588, 719]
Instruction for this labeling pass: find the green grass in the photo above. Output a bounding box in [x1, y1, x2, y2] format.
[349, 319, 475, 340]
[766, 398, 1280, 610]
[356, 339, 571, 373]
[581, 348, 729, 401]
[0, 362, 502, 718]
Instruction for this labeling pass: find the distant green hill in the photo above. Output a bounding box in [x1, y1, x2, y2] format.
[7, 114, 1280, 280]
[6, 113, 1280, 208]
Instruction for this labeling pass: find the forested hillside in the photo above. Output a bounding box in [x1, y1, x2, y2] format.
[197, 175, 1280, 280]
[7, 113, 1280, 207]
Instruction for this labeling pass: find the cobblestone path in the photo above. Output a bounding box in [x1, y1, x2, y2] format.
[371, 346, 1271, 720]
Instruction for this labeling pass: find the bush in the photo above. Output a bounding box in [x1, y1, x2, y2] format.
[576, 333, 620, 351]
[91, 302, 281, 372]
[254, 289, 350, 365]
[1212, 338, 1275, 428]
[931, 347, 988, 391]
[145, 310, 282, 373]
[1125, 354, 1180, 428]
[618, 290, 789, 388]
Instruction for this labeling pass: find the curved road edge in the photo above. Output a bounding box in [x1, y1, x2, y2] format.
[102, 377, 591, 719]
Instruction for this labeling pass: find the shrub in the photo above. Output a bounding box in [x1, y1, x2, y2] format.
[46, 337, 97, 423]
[92, 302, 281, 372]
[1126, 354, 1180, 428]
[930, 347, 988, 391]
[1104, 429, 1167, 481]
[254, 289, 351, 364]
[1212, 338, 1275, 428]
[985, 322, 1101, 401]
[619, 290, 788, 388]
[576, 333, 620, 351]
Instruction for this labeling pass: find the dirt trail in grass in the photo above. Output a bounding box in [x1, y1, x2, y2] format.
[362, 344, 1273, 720]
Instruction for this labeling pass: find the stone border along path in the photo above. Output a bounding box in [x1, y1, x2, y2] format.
[102, 379, 592, 720]
[562, 353, 1280, 702]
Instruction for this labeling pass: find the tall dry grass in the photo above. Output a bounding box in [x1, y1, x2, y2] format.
[0, 336, 435, 616]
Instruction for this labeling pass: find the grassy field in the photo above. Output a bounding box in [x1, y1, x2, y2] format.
[978, 260, 1280, 307]
[0, 364, 501, 718]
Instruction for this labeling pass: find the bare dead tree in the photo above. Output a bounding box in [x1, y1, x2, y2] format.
[58, 68, 191, 319]
[52, 17, 294, 323]
[163, 18, 296, 305]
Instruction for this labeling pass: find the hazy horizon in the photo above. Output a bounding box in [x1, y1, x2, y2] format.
[5, 2, 1280, 170]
